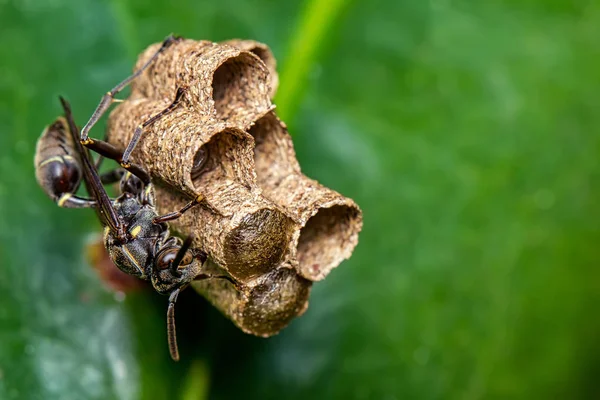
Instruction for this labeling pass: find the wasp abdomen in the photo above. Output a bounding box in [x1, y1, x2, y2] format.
[34, 117, 90, 207]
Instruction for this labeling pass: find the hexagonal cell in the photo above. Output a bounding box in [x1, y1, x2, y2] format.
[191, 128, 255, 190]
[248, 111, 299, 185]
[221, 39, 279, 97]
[129, 40, 272, 125]
[211, 52, 271, 126]
[249, 112, 363, 281]
[296, 204, 362, 280]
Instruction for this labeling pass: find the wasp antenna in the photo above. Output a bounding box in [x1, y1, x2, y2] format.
[170, 235, 195, 277]
[167, 288, 181, 362]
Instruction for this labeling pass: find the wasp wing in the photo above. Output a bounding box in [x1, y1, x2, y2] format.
[59, 96, 123, 236]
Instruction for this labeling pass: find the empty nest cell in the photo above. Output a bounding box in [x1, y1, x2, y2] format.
[130, 39, 272, 128]
[108, 98, 257, 196]
[250, 111, 299, 184]
[297, 204, 362, 280]
[190, 128, 255, 190]
[221, 39, 279, 98]
[249, 111, 363, 281]
[211, 52, 272, 126]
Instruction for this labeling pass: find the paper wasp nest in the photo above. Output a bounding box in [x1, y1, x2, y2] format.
[107, 39, 362, 336]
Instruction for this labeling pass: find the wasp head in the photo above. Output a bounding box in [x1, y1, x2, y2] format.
[151, 237, 207, 295]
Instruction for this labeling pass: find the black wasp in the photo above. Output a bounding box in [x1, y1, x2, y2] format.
[34, 35, 237, 361]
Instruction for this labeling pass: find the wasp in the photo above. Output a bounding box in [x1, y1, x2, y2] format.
[34, 35, 236, 361]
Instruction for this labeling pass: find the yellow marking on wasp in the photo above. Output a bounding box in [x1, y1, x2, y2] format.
[39, 155, 75, 167]
[122, 246, 143, 275]
[195, 194, 204, 202]
[57, 193, 72, 207]
[39, 156, 64, 167]
[103, 226, 110, 242]
[81, 138, 94, 145]
[124, 171, 132, 180]
[130, 225, 142, 238]
[120, 162, 131, 168]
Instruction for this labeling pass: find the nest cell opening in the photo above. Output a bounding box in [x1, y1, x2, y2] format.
[297, 204, 361, 280]
[245, 45, 278, 98]
[249, 112, 297, 185]
[211, 53, 270, 123]
[191, 129, 252, 188]
[248, 46, 276, 73]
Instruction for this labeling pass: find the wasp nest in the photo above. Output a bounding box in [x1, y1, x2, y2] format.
[107, 38, 362, 336]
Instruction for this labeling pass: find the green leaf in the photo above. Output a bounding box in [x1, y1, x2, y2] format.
[1, 0, 598, 399]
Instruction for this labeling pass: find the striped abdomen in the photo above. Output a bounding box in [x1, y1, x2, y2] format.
[34, 116, 84, 206]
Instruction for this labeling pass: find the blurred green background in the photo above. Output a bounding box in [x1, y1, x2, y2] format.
[1, 0, 599, 399]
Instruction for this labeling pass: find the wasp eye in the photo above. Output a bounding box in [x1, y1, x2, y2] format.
[157, 247, 194, 270]
[157, 248, 179, 270]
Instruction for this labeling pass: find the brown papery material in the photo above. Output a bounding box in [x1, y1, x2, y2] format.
[107, 38, 362, 336]
[153, 184, 296, 282]
[108, 98, 256, 196]
[192, 260, 311, 336]
[129, 39, 272, 129]
[249, 111, 363, 281]
[221, 39, 279, 98]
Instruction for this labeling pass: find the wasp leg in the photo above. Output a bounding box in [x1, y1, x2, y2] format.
[99, 168, 126, 185]
[121, 86, 187, 165]
[94, 134, 110, 170]
[54, 166, 122, 209]
[80, 34, 182, 142]
[81, 86, 187, 185]
[194, 273, 242, 291]
[80, 138, 151, 185]
[152, 194, 206, 224]
[51, 193, 96, 208]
